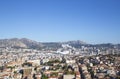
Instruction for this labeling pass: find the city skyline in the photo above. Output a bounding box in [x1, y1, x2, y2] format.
[0, 0, 120, 44]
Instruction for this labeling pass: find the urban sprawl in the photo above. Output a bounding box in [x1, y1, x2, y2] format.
[0, 44, 120, 79]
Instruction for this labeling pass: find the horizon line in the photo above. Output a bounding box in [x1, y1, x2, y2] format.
[0, 37, 119, 44]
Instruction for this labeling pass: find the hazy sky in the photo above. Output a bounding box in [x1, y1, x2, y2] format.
[0, 0, 120, 44]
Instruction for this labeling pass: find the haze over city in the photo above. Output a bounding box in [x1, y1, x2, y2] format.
[0, 0, 120, 44]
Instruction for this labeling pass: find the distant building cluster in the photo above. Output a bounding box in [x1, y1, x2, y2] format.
[0, 44, 120, 79]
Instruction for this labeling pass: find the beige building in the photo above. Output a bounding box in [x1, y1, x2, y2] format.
[63, 75, 75, 79]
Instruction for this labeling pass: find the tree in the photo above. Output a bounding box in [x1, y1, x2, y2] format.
[41, 74, 48, 79]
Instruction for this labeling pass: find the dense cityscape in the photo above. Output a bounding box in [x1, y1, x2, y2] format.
[0, 38, 120, 79]
[0, 0, 120, 79]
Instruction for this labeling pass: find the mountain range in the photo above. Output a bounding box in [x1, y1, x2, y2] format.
[0, 38, 119, 50]
[0, 38, 86, 49]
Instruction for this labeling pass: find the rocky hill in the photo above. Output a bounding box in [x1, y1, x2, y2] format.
[0, 38, 119, 50]
[0, 38, 43, 49]
[0, 38, 87, 49]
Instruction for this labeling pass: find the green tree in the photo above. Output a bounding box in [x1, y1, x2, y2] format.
[41, 74, 48, 79]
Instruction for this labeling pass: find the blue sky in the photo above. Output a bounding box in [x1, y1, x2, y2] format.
[0, 0, 120, 44]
